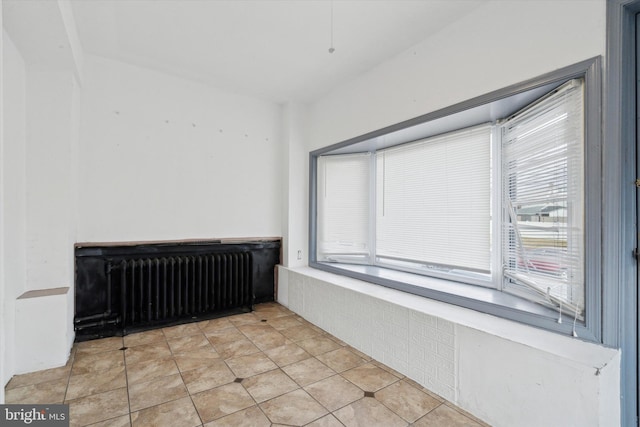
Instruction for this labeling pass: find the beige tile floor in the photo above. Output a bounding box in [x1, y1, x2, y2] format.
[5, 303, 491, 427]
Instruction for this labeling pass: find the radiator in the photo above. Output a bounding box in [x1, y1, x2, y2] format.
[74, 240, 280, 340]
[116, 252, 252, 328]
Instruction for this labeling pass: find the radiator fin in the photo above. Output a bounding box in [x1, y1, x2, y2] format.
[115, 252, 252, 329]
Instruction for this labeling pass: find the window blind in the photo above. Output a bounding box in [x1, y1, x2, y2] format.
[375, 125, 492, 272]
[317, 153, 371, 262]
[501, 79, 585, 315]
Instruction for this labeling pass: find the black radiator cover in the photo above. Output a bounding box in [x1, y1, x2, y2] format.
[74, 240, 280, 341]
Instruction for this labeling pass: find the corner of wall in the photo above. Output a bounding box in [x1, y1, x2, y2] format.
[0, 0, 6, 402]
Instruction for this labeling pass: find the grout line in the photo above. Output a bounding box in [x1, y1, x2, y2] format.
[119, 336, 134, 427]
[62, 346, 74, 404]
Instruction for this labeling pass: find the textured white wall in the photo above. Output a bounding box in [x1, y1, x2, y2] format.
[1, 29, 28, 393]
[77, 55, 283, 243]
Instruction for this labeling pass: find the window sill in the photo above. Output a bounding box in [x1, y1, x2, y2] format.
[309, 261, 599, 343]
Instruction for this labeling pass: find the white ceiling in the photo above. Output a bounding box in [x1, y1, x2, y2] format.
[69, 0, 486, 103]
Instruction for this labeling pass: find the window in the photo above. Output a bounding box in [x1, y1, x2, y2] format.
[375, 125, 492, 278]
[502, 80, 585, 318]
[317, 153, 370, 263]
[310, 58, 601, 339]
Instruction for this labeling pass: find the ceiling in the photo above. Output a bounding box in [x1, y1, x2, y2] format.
[68, 0, 485, 104]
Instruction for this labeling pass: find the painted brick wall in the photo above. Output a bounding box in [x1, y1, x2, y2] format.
[285, 267, 457, 401]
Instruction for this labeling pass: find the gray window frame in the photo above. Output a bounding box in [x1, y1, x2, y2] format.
[309, 57, 602, 341]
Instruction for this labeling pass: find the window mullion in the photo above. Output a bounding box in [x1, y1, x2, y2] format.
[491, 124, 503, 290]
[369, 151, 377, 265]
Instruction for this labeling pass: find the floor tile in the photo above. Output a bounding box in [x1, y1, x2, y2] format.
[280, 324, 322, 342]
[67, 387, 129, 427]
[259, 389, 328, 426]
[333, 397, 408, 427]
[252, 305, 290, 319]
[413, 404, 482, 427]
[72, 350, 125, 375]
[327, 336, 348, 347]
[130, 396, 201, 427]
[213, 338, 260, 359]
[403, 378, 445, 403]
[192, 382, 255, 423]
[263, 343, 311, 367]
[443, 402, 492, 427]
[376, 380, 441, 423]
[341, 363, 400, 392]
[66, 365, 126, 401]
[282, 357, 336, 387]
[225, 352, 277, 378]
[249, 330, 290, 351]
[124, 341, 172, 366]
[198, 317, 234, 333]
[264, 315, 303, 331]
[304, 375, 364, 412]
[173, 347, 221, 372]
[126, 357, 179, 385]
[162, 323, 202, 339]
[6, 365, 71, 390]
[76, 336, 124, 355]
[203, 405, 270, 427]
[5, 378, 68, 404]
[86, 414, 131, 427]
[242, 368, 299, 403]
[236, 323, 276, 339]
[228, 312, 261, 326]
[345, 346, 372, 361]
[316, 347, 367, 373]
[181, 360, 236, 394]
[123, 329, 166, 348]
[306, 414, 345, 427]
[167, 333, 211, 353]
[296, 336, 341, 356]
[128, 373, 188, 412]
[297, 320, 326, 335]
[252, 309, 289, 321]
[373, 360, 405, 379]
[205, 327, 245, 346]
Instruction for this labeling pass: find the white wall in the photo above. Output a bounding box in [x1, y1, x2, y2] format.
[25, 70, 77, 291]
[2, 0, 83, 381]
[306, 0, 606, 151]
[77, 55, 282, 243]
[1, 4, 4, 404]
[1, 29, 28, 394]
[281, 102, 308, 270]
[281, 1, 615, 426]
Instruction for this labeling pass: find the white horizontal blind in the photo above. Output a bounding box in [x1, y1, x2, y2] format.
[376, 125, 492, 272]
[502, 79, 584, 315]
[317, 153, 371, 262]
